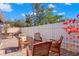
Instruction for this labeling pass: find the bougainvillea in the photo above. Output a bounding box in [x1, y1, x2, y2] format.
[63, 14, 79, 39]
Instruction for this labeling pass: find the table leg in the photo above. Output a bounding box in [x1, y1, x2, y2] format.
[18, 38, 22, 49]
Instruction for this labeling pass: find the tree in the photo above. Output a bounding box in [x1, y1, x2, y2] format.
[34, 6, 63, 25]
[25, 14, 32, 27]
[32, 3, 43, 25]
[10, 3, 64, 27]
[14, 20, 26, 27]
[32, 3, 41, 17]
[34, 5, 45, 25]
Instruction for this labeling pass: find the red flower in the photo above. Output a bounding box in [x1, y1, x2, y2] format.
[68, 20, 72, 23]
[67, 26, 72, 29]
[72, 19, 76, 23]
[77, 36, 79, 39]
[63, 22, 68, 25]
[68, 31, 72, 34]
[70, 29, 75, 33]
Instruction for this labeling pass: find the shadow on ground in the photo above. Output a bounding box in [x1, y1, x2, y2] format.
[2, 47, 19, 54]
[60, 48, 79, 56]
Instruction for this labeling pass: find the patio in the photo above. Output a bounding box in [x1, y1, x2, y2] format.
[0, 21, 79, 56]
[0, 35, 79, 56]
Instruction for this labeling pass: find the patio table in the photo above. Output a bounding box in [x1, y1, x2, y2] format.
[18, 36, 57, 56]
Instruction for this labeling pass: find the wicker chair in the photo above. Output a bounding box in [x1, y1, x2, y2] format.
[29, 41, 52, 56]
[49, 36, 63, 56]
[34, 33, 42, 43]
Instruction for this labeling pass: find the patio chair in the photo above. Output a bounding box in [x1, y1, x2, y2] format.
[30, 41, 52, 56]
[49, 36, 63, 56]
[34, 33, 42, 43]
[17, 32, 23, 49]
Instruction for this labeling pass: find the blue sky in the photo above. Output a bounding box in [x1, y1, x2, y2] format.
[0, 3, 79, 21]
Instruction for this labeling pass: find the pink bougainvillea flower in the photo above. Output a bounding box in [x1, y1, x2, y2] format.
[77, 36, 79, 39]
[66, 28, 71, 34]
[70, 29, 75, 33]
[71, 27, 76, 32]
[63, 15, 79, 39]
[72, 27, 78, 33]
[68, 31, 72, 34]
[67, 26, 72, 29]
[63, 27, 66, 30]
[75, 28, 78, 32]
[77, 27, 79, 30]
[76, 28, 79, 33]
[72, 19, 76, 23]
[63, 22, 68, 25]
[68, 20, 72, 23]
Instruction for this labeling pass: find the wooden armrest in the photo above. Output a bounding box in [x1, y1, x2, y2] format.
[23, 41, 30, 46]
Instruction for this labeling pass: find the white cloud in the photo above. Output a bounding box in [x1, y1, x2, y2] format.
[0, 3, 12, 12]
[48, 4, 55, 8]
[21, 13, 25, 17]
[65, 3, 72, 5]
[58, 12, 65, 15]
[52, 10, 57, 12]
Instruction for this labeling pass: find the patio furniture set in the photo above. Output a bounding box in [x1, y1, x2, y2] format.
[18, 32, 63, 56]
